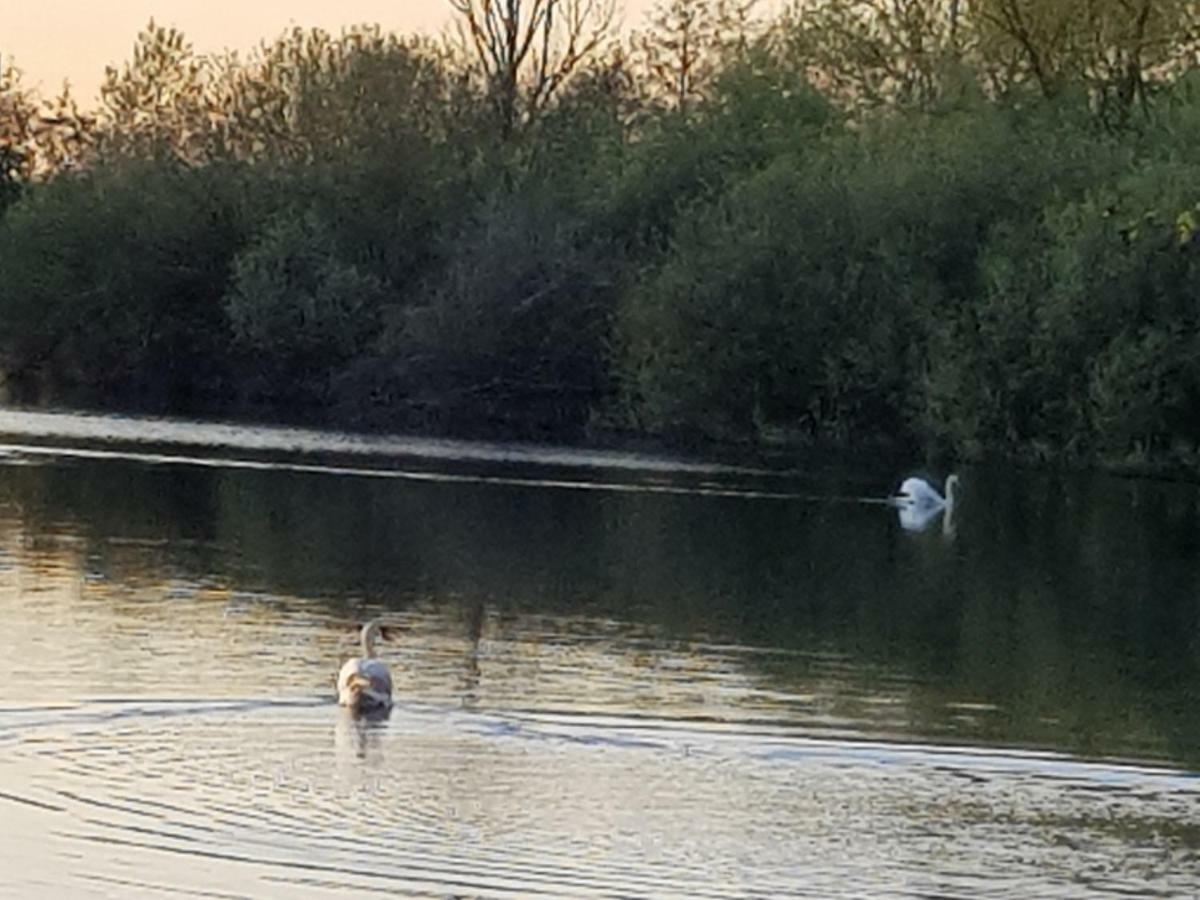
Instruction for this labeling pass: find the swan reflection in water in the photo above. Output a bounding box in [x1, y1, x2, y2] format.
[892, 474, 960, 537]
[335, 702, 391, 766]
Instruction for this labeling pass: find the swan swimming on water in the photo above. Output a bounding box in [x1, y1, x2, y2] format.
[896, 474, 960, 509]
[893, 474, 960, 534]
[337, 620, 394, 711]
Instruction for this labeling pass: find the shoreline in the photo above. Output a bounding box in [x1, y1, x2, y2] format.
[1, 397, 1197, 487]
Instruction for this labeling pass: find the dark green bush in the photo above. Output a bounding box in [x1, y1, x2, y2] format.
[358, 192, 616, 433]
[2, 13, 1200, 468]
[616, 94, 1124, 446]
[600, 48, 837, 254]
[0, 159, 252, 406]
[224, 211, 389, 400]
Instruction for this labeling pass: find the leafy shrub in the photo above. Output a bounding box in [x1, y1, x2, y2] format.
[361, 194, 616, 433]
[617, 95, 1115, 445]
[224, 212, 388, 398]
[0, 159, 251, 405]
[601, 47, 836, 253]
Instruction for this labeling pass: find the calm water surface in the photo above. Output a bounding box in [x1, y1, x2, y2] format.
[0, 409, 1197, 898]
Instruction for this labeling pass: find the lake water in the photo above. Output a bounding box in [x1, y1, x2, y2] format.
[0, 409, 1197, 898]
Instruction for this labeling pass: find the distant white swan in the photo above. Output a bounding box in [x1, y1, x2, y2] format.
[893, 474, 960, 534]
[337, 620, 394, 711]
[896, 474, 960, 509]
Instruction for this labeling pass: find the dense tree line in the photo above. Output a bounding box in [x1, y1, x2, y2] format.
[1, 1, 1200, 466]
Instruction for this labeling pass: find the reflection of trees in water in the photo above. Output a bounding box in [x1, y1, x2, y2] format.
[0, 458, 1197, 765]
[460, 599, 485, 709]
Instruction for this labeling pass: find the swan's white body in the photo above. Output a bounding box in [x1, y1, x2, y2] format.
[896, 474, 957, 508]
[894, 474, 960, 533]
[337, 620, 393, 710]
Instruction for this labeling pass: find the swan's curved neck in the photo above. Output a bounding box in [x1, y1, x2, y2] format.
[944, 474, 961, 508]
[360, 622, 379, 658]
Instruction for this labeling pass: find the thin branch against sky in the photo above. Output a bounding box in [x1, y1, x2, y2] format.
[2, 0, 658, 102]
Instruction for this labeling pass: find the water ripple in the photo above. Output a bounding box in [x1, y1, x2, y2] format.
[0, 411, 1197, 897]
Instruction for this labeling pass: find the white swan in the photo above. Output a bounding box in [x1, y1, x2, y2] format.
[337, 620, 394, 711]
[893, 474, 960, 533]
[896, 474, 959, 508]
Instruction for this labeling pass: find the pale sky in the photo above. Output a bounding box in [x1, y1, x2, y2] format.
[3, 0, 658, 104]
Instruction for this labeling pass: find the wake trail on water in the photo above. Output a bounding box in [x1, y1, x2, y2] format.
[0, 441, 896, 505]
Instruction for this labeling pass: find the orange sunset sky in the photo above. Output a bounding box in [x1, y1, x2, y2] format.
[2, 0, 662, 104]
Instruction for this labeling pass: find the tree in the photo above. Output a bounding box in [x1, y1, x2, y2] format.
[634, 0, 760, 111]
[781, 0, 969, 109]
[0, 58, 32, 208]
[97, 21, 214, 162]
[0, 57, 94, 189]
[969, 0, 1200, 115]
[208, 27, 460, 165]
[448, 0, 617, 134]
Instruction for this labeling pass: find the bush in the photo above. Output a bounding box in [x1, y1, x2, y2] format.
[0, 159, 252, 405]
[224, 212, 389, 400]
[617, 95, 1117, 445]
[600, 47, 836, 253]
[358, 193, 616, 433]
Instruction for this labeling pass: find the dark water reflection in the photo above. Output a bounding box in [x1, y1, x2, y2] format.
[0, 411, 1198, 897]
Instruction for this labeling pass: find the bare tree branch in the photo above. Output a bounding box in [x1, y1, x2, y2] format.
[449, 0, 617, 133]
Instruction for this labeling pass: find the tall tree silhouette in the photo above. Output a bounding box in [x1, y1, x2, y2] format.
[448, 0, 617, 134]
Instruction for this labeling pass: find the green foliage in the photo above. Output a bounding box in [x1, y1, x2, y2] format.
[617, 94, 1121, 446]
[969, 0, 1200, 111]
[3, 9, 1200, 467]
[1039, 170, 1200, 455]
[0, 145, 22, 214]
[224, 212, 388, 398]
[0, 159, 251, 405]
[601, 47, 836, 251]
[364, 192, 616, 432]
[1, 63, 35, 214]
[921, 149, 1200, 460]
